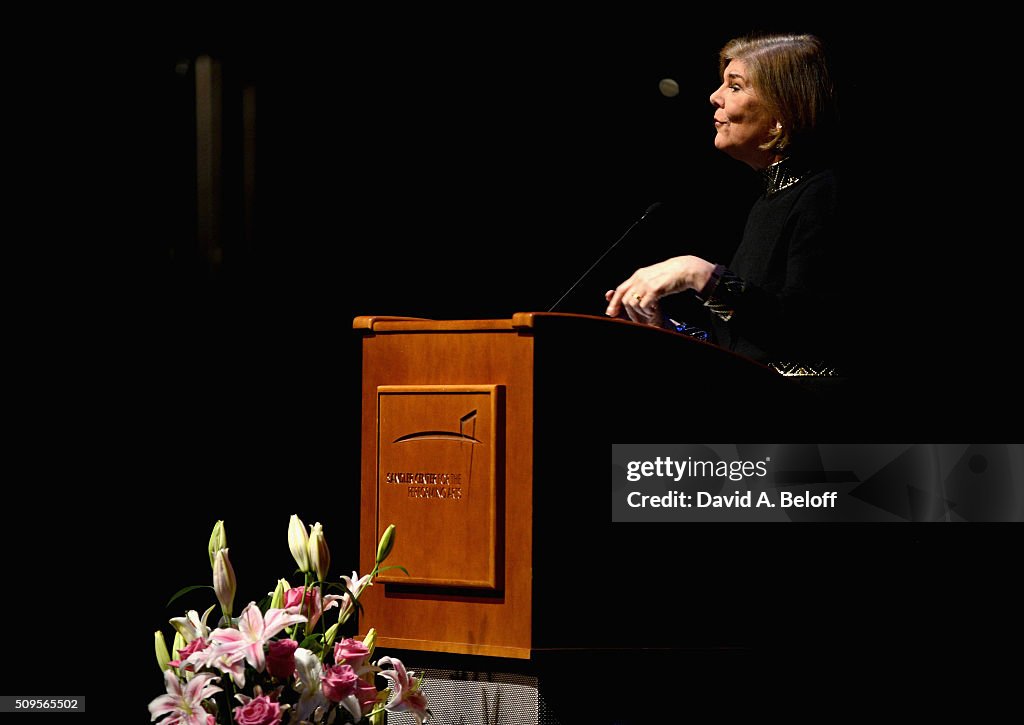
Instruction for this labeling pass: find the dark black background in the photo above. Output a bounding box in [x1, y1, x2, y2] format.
[4, 6, 1018, 721]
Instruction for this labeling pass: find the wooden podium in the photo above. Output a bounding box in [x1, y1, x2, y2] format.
[355, 312, 805, 658]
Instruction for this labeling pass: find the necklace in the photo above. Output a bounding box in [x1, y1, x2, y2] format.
[762, 157, 807, 196]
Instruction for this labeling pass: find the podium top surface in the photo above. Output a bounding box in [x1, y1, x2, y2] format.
[353, 311, 650, 333]
[353, 311, 790, 388]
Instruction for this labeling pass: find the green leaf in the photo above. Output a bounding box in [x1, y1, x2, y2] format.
[335, 581, 360, 601]
[332, 581, 366, 617]
[166, 585, 213, 608]
[322, 581, 348, 594]
[378, 565, 410, 576]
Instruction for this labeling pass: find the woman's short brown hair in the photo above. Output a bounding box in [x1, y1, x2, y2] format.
[720, 33, 837, 156]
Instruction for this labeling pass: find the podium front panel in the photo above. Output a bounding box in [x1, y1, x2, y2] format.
[358, 320, 534, 658]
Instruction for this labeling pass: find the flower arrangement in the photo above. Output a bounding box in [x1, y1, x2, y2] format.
[149, 516, 430, 725]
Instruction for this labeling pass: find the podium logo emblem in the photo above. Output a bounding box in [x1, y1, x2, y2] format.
[393, 410, 480, 444]
[376, 386, 499, 589]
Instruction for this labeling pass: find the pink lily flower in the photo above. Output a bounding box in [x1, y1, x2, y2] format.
[209, 601, 307, 674]
[378, 656, 430, 725]
[148, 669, 221, 725]
[337, 571, 373, 626]
[183, 642, 248, 688]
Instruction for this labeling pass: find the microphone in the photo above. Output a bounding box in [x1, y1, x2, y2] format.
[547, 202, 663, 312]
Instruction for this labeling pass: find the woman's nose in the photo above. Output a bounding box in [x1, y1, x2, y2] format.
[709, 85, 724, 107]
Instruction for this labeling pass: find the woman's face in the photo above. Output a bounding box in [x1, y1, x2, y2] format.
[709, 59, 778, 169]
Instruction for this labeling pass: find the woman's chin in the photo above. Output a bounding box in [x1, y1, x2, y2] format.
[714, 138, 737, 159]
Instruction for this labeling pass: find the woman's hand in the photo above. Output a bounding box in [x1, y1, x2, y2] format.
[604, 255, 716, 325]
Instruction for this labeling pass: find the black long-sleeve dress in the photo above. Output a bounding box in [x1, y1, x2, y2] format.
[699, 157, 856, 376]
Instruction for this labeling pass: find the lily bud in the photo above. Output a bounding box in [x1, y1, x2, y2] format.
[172, 631, 186, 664]
[368, 690, 389, 725]
[308, 522, 331, 582]
[270, 578, 289, 610]
[324, 622, 340, 649]
[213, 548, 236, 618]
[375, 524, 396, 565]
[207, 520, 226, 570]
[363, 628, 377, 659]
[288, 514, 310, 572]
[155, 630, 171, 671]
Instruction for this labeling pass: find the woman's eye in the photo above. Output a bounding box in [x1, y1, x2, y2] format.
[729, 84, 741, 92]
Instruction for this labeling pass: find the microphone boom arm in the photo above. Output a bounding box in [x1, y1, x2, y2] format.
[546, 202, 662, 312]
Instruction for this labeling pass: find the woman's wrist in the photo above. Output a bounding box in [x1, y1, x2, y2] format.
[695, 264, 745, 322]
[694, 260, 721, 297]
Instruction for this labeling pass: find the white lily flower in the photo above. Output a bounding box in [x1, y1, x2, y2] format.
[292, 647, 328, 723]
[169, 606, 215, 643]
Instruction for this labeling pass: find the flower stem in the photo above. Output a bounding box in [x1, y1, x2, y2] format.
[220, 676, 235, 725]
